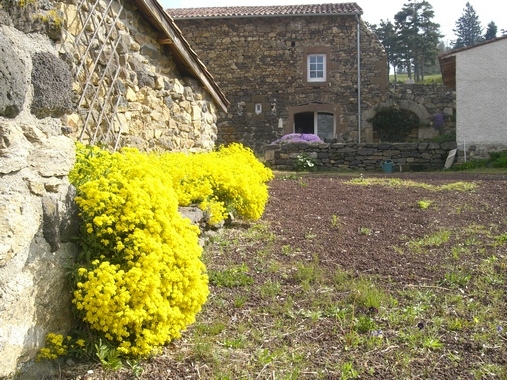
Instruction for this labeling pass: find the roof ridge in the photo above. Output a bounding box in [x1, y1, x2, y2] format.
[167, 3, 363, 19]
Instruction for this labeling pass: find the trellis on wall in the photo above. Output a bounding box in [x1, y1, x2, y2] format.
[63, 0, 126, 151]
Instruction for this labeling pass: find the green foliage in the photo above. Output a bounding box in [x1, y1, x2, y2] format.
[453, 2, 483, 48]
[294, 153, 317, 171]
[484, 21, 498, 40]
[489, 151, 507, 168]
[431, 132, 455, 143]
[417, 199, 433, 209]
[393, 0, 442, 82]
[67, 143, 272, 358]
[369, 106, 420, 142]
[208, 264, 254, 287]
[452, 159, 488, 170]
[95, 339, 122, 370]
[452, 150, 507, 170]
[340, 361, 360, 379]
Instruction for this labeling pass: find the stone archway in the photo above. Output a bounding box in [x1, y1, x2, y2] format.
[363, 99, 437, 143]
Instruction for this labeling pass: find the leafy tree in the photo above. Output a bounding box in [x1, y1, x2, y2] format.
[370, 20, 400, 78]
[394, 0, 442, 82]
[484, 21, 497, 40]
[453, 2, 483, 48]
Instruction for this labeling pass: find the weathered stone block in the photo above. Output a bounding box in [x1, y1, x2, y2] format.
[0, 33, 26, 118]
[31, 52, 73, 118]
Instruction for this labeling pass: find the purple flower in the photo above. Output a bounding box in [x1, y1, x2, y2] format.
[271, 133, 323, 144]
[431, 113, 445, 129]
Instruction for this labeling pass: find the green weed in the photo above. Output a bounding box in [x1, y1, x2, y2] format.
[408, 229, 451, 252]
[208, 264, 254, 287]
[417, 199, 433, 209]
[359, 227, 372, 235]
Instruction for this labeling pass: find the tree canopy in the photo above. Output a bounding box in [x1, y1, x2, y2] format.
[371, 0, 442, 82]
[484, 21, 498, 40]
[453, 2, 483, 48]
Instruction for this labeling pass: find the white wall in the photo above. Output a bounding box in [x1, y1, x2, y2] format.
[456, 38, 507, 152]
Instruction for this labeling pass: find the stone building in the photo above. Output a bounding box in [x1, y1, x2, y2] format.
[0, 0, 227, 376]
[59, 0, 229, 152]
[169, 3, 388, 153]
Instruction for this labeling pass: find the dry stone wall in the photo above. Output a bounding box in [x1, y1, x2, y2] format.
[58, 0, 220, 152]
[0, 14, 78, 379]
[265, 141, 458, 172]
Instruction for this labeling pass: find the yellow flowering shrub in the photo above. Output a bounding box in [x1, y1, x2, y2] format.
[158, 143, 273, 224]
[69, 143, 272, 358]
[37, 334, 68, 360]
[71, 145, 208, 357]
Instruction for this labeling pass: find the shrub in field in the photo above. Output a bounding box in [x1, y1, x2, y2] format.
[70, 145, 208, 357]
[158, 143, 273, 224]
[63, 143, 273, 358]
[489, 151, 507, 168]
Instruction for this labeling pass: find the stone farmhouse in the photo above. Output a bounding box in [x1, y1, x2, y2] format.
[169, 3, 389, 153]
[440, 36, 507, 158]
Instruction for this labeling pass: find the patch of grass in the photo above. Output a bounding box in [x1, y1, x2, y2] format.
[260, 280, 281, 299]
[331, 214, 343, 229]
[417, 199, 433, 209]
[293, 257, 322, 287]
[441, 270, 471, 288]
[408, 229, 452, 252]
[359, 227, 372, 235]
[340, 361, 360, 379]
[345, 177, 477, 192]
[208, 264, 254, 287]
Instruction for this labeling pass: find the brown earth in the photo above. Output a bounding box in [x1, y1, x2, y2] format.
[52, 171, 507, 379]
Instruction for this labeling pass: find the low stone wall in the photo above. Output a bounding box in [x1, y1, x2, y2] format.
[264, 141, 458, 171]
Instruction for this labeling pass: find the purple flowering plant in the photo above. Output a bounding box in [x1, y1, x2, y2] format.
[271, 133, 323, 145]
[431, 113, 445, 129]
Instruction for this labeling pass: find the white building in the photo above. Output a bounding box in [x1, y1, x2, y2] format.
[440, 36, 507, 158]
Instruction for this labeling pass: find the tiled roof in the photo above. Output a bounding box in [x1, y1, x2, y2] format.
[168, 3, 363, 19]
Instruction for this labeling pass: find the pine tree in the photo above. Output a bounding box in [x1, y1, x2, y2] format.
[484, 21, 497, 40]
[371, 20, 400, 77]
[453, 2, 483, 48]
[394, 0, 442, 81]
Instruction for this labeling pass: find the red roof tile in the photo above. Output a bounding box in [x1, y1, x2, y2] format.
[168, 3, 362, 19]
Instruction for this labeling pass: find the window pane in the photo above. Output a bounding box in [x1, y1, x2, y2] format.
[308, 54, 326, 82]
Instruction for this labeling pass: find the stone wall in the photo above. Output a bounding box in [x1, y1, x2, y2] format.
[379, 83, 456, 141]
[57, 0, 220, 152]
[264, 141, 458, 171]
[173, 14, 388, 153]
[0, 9, 78, 379]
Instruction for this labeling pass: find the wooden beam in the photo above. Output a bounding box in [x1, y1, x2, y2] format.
[157, 38, 173, 45]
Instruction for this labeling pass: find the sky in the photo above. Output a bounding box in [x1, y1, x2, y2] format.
[163, 0, 506, 45]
